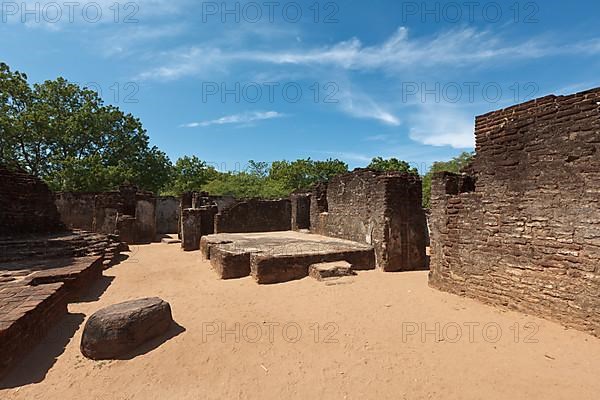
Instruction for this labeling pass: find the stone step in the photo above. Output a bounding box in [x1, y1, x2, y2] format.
[309, 260, 356, 281]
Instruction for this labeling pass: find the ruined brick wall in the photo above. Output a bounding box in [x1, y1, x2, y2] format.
[311, 170, 427, 271]
[156, 196, 180, 234]
[133, 192, 156, 244]
[54, 186, 157, 244]
[55, 192, 96, 231]
[214, 199, 291, 233]
[429, 88, 600, 337]
[181, 205, 218, 251]
[0, 165, 64, 236]
[291, 193, 311, 230]
[309, 182, 328, 231]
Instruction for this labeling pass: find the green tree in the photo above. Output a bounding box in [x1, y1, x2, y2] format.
[367, 157, 418, 175]
[203, 172, 289, 199]
[269, 158, 348, 191]
[246, 160, 270, 178]
[0, 62, 172, 193]
[167, 156, 219, 195]
[422, 151, 475, 208]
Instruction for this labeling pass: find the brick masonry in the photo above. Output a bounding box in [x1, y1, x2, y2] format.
[429, 88, 600, 338]
[214, 199, 292, 234]
[310, 170, 427, 272]
[0, 167, 127, 377]
[0, 165, 64, 237]
[156, 196, 180, 234]
[290, 193, 311, 231]
[55, 186, 157, 244]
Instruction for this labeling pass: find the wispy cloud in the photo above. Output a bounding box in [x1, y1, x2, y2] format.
[137, 26, 600, 81]
[336, 87, 401, 126]
[408, 105, 475, 149]
[181, 111, 284, 128]
[364, 134, 394, 142]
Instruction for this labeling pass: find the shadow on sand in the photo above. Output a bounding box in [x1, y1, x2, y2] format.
[76, 275, 115, 303]
[0, 315, 186, 389]
[0, 312, 86, 389]
[114, 321, 186, 360]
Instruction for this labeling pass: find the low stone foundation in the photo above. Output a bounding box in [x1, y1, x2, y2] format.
[201, 231, 375, 284]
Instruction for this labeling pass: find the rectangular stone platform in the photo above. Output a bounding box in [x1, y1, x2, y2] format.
[200, 231, 375, 284]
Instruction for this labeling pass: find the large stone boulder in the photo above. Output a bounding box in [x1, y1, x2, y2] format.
[81, 297, 173, 360]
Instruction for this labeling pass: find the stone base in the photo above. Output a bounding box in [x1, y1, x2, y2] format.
[201, 231, 375, 284]
[210, 247, 251, 279]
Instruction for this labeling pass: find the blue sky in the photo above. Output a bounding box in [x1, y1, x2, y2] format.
[2, 0, 600, 173]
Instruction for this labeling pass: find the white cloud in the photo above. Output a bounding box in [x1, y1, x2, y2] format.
[336, 87, 401, 126]
[181, 111, 284, 128]
[137, 26, 596, 81]
[408, 105, 475, 149]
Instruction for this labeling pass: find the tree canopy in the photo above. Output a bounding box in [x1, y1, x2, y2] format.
[367, 157, 419, 175]
[0, 62, 171, 193]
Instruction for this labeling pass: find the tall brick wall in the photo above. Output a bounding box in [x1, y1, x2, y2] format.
[0, 165, 64, 236]
[214, 199, 291, 234]
[311, 170, 427, 271]
[429, 88, 600, 337]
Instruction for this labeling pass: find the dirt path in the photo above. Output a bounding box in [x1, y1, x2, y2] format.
[2, 242, 599, 399]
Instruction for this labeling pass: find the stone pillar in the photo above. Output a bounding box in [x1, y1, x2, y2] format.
[181, 208, 203, 251]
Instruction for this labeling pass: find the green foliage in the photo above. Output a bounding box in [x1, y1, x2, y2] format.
[203, 172, 290, 199]
[367, 157, 419, 175]
[422, 151, 475, 209]
[0, 62, 172, 193]
[165, 156, 219, 195]
[269, 158, 348, 192]
[200, 158, 347, 199]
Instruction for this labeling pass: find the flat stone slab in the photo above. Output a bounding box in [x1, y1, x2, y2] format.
[309, 261, 356, 281]
[81, 297, 173, 360]
[201, 231, 375, 284]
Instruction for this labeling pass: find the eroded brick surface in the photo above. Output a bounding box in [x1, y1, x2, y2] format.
[311, 170, 427, 272]
[429, 89, 600, 337]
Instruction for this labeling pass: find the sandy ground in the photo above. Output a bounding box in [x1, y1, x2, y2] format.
[1, 242, 599, 400]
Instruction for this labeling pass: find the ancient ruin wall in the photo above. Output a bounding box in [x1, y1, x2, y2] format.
[429, 89, 600, 337]
[55, 192, 96, 231]
[156, 196, 180, 234]
[54, 187, 157, 244]
[311, 170, 427, 271]
[290, 193, 311, 230]
[0, 165, 64, 236]
[214, 199, 291, 233]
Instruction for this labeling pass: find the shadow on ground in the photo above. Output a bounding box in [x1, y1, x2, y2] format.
[76, 275, 115, 303]
[115, 321, 186, 360]
[0, 312, 85, 389]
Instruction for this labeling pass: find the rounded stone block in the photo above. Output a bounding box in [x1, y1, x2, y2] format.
[81, 297, 173, 360]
